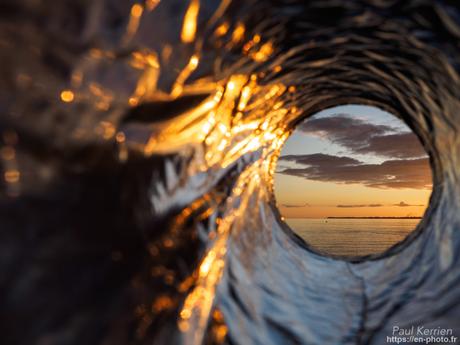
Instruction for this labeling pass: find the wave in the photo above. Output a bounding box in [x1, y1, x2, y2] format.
[1, 1, 460, 344]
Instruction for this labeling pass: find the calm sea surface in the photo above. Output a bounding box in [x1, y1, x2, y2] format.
[285, 218, 421, 256]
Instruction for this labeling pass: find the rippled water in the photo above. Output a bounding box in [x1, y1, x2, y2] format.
[285, 218, 421, 256]
[1, 1, 460, 345]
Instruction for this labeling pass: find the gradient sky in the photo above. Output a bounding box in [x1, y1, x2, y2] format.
[274, 105, 432, 218]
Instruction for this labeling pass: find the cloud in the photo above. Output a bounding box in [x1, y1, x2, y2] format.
[298, 114, 393, 147]
[298, 114, 427, 159]
[279, 153, 432, 189]
[393, 201, 425, 207]
[355, 133, 427, 158]
[281, 203, 310, 208]
[337, 204, 383, 208]
[281, 153, 361, 167]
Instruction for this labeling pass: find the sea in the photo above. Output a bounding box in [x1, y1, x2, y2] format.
[285, 218, 421, 257]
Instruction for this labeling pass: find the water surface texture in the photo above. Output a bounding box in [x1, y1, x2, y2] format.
[1, 1, 460, 345]
[286, 218, 421, 256]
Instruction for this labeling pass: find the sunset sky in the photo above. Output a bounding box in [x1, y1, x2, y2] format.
[274, 105, 432, 218]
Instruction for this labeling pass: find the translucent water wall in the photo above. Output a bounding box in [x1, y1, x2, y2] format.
[1, 1, 459, 344]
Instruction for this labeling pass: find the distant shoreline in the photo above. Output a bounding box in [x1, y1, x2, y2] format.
[326, 216, 422, 219]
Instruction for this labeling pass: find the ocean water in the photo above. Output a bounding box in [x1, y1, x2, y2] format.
[5, 1, 460, 344]
[285, 218, 421, 256]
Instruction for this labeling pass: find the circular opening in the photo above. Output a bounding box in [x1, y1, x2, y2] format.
[274, 105, 433, 258]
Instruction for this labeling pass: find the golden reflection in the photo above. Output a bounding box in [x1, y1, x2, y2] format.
[171, 70, 295, 344]
[152, 295, 175, 313]
[6, 2, 310, 340]
[128, 97, 139, 107]
[2, 131, 19, 196]
[116, 132, 125, 143]
[123, 3, 144, 43]
[145, 0, 160, 11]
[131, 3, 143, 17]
[171, 54, 200, 98]
[177, 150, 290, 344]
[142, 88, 221, 156]
[211, 309, 228, 343]
[214, 22, 229, 37]
[137, 71, 295, 176]
[71, 70, 83, 88]
[104, 20, 295, 340]
[181, 0, 200, 43]
[242, 34, 260, 53]
[129, 51, 160, 105]
[231, 23, 245, 43]
[4, 169, 20, 184]
[116, 132, 128, 162]
[249, 40, 274, 62]
[96, 121, 116, 140]
[60, 90, 74, 103]
[178, 234, 226, 341]
[237, 85, 252, 111]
